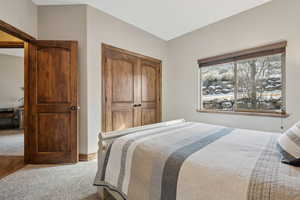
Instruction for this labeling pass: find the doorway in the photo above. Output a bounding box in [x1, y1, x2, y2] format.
[0, 20, 79, 170]
[0, 30, 25, 178]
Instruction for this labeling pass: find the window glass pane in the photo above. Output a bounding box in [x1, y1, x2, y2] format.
[201, 63, 234, 111]
[236, 53, 283, 112]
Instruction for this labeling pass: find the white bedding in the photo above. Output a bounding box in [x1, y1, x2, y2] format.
[95, 121, 300, 200]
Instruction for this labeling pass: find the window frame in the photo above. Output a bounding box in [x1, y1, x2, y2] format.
[197, 41, 288, 118]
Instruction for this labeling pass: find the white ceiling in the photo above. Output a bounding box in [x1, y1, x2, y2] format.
[32, 0, 272, 41]
[0, 49, 24, 57]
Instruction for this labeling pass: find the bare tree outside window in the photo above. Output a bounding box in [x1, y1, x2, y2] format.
[236, 54, 283, 112]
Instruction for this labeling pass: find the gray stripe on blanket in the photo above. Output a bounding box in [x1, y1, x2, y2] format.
[93, 143, 113, 186]
[248, 135, 300, 200]
[101, 143, 112, 180]
[160, 127, 234, 200]
[148, 125, 224, 200]
[117, 122, 194, 189]
[247, 136, 280, 200]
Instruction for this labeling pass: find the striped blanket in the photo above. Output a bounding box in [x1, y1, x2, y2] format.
[94, 121, 300, 200]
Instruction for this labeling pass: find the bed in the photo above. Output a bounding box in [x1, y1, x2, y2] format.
[94, 119, 300, 200]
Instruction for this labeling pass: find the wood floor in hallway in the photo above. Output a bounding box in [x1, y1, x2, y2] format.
[0, 155, 24, 179]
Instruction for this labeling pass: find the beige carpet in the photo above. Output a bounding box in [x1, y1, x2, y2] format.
[0, 129, 24, 156]
[0, 160, 100, 200]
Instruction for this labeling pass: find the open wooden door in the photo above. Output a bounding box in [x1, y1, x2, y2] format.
[25, 41, 78, 164]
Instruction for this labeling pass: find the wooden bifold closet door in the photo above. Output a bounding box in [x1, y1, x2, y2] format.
[102, 44, 162, 132]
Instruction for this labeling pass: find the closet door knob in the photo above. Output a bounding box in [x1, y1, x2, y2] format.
[133, 104, 142, 107]
[70, 106, 80, 111]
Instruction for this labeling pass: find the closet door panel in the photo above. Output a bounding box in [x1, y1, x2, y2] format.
[140, 60, 161, 126]
[112, 60, 134, 102]
[141, 108, 156, 125]
[112, 111, 133, 131]
[102, 44, 161, 132]
[103, 47, 138, 132]
[142, 65, 156, 102]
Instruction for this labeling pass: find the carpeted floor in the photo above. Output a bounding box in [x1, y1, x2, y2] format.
[0, 160, 100, 200]
[0, 129, 24, 156]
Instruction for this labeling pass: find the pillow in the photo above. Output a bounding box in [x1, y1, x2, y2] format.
[277, 121, 300, 166]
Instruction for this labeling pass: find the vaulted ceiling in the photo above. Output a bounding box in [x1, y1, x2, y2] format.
[32, 0, 272, 40]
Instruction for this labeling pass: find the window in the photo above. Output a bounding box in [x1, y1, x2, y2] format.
[198, 42, 287, 117]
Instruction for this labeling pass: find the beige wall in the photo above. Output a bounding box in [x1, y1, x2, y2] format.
[166, 0, 300, 132]
[0, 54, 24, 109]
[37, 5, 88, 154]
[86, 5, 167, 153]
[37, 5, 167, 154]
[0, 0, 37, 37]
[32, 0, 300, 153]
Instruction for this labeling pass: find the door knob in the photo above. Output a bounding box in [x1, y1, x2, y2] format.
[70, 106, 80, 111]
[133, 104, 142, 107]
